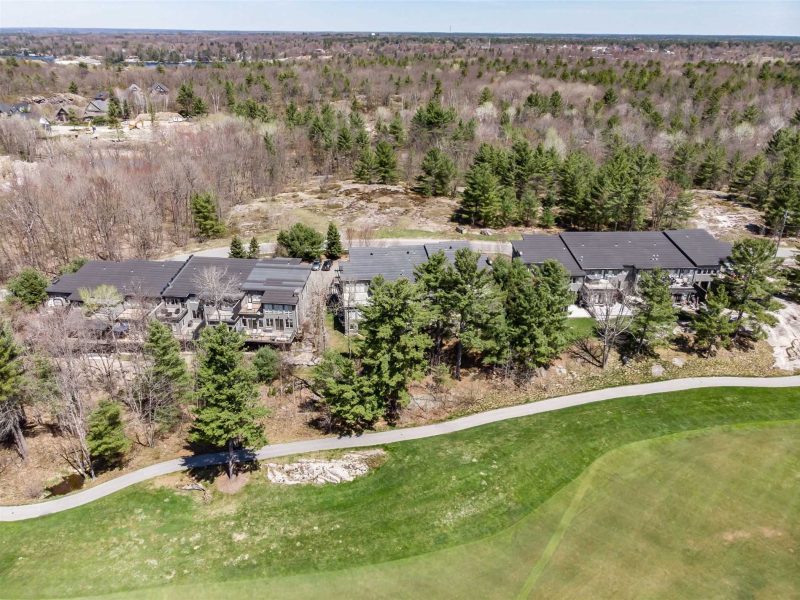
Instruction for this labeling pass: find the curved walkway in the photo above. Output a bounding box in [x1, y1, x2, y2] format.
[2, 375, 799, 522]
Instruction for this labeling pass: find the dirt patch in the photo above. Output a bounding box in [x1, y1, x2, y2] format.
[722, 527, 784, 543]
[689, 190, 766, 241]
[215, 472, 250, 495]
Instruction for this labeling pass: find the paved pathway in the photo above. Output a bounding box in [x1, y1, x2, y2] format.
[2, 375, 799, 522]
[168, 238, 513, 261]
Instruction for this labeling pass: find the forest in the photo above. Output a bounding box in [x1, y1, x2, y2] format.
[0, 33, 798, 278]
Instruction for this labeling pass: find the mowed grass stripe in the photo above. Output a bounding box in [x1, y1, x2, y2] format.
[0, 387, 798, 599]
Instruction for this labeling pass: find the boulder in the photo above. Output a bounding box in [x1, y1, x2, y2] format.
[651, 363, 665, 377]
[671, 357, 685, 367]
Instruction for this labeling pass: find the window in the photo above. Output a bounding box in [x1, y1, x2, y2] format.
[287, 318, 294, 329]
[264, 318, 274, 329]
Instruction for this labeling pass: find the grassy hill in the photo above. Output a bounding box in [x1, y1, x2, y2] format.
[1, 387, 798, 599]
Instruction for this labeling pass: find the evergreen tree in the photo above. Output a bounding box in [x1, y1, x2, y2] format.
[68, 81, 78, 94]
[190, 192, 225, 240]
[493, 258, 567, 373]
[228, 235, 246, 258]
[312, 352, 378, 432]
[535, 259, 573, 358]
[176, 81, 199, 117]
[375, 140, 399, 184]
[414, 250, 451, 362]
[667, 142, 698, 189]
[764, 133, 800, 233]
[461, 161, 501, 226]
[693, 286, 736, 356]
[144, 320, 191, 405]
[353, 147, 378, 183]
[724, 238, 785, 342]
[630, 268, 677, 354]
[415, 147, 456, 197]
[358, 277, 431, 421]
[325, 222, 343, 259]
[443, 249, 507, 378]
[558, 150, 595, 228]
[7, 268, 49, 309]
[247, 237, 260, 259]
[189, 325, 267, 477]
[0, 324, 26, 459]
[87, 399, 130, 472]
[277, 223, 324, 261]
[388, 113, 406, 145]
[694, 145, 727, 189]
[252, 346, 280, 383]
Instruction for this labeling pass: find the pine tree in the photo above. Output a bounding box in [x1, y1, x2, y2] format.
[414, 250, 451, 362]
[353, 147, 378, 183]
[277, 223, 324, 261]
[190, 192, 225, 240]
[144, 320, 191, 404]
[694, 145, 727, 189]
[415, 147, 456, 197]
[247, 237, 260, 259]
[461, 161, 501, 226]
[176, 81, 197, 117]
[558, 150, 595, 228]
[312, 352, 378, 432]
[693, 286, 736, 356]
[724, 238, 785, 342]
[630, 268, 677, 355]
[7, 268, 49, 309]
[325, 222, 343, 259]
[388, 113, 406, 145]
[358, 278, 430, 422]
[68, 81, 78, 94]
[535, 259, 573, 359]
[87, 399, 130, 472]
[189, 325, 267, 477]
[252, 346, 280, 383]
[0, 324, 26, 459]
[375, 140, 399, 184]
[493, 258, 566, 372]
[442, 249, 507, 379]
[226, 235, 245, 259]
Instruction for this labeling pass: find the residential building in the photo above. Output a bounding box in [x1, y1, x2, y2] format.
[46, 260, 185, 335]
[83, 99, 109, 121]
[45, 256, 313, 344]
[511, 229, 731, 311]
[335, 241, 491, 334]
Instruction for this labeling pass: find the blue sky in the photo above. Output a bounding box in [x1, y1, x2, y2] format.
[1, 1, 798, 36]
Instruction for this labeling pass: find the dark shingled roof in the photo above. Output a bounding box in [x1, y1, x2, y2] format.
[162, 256, 257, 299]
[339, 246, 428, 282]
[424, 241, 492, 268]
[512, 234, 585, 276]
[559, 231, 695, 270]
[242, 259, 312, 306]
[46, 260, 185, 301]
[664, 229, 732, 267]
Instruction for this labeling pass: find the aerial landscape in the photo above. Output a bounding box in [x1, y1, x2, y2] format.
[0, 0, 798, 598]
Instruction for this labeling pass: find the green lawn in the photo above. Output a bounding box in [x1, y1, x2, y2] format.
[565, 317, 596, 343]
[1, 387, 799, 599]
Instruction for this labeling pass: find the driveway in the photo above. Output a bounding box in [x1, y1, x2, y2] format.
[2, 375, 798, 521]
[168, 238, 513, 261]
